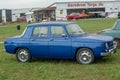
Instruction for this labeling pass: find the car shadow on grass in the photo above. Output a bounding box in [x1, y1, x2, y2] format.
[94, 57, 115, 64]
[31, 58, 76, 64]
[30, 57, 115, 65]
[8, 55, 116, 64]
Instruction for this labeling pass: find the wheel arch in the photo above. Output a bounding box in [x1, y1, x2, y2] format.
[74, 47, 94, 59]
[15, 47, 30, 54]
[114, 37, 120, 40]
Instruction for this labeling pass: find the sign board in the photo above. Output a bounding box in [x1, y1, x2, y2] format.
[68, 2, 104, 8]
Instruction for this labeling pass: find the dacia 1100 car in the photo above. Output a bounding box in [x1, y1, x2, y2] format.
[4, 22, 116, 64]
[98, 20, 120, 48]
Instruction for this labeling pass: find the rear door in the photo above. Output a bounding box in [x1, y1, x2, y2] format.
[29, 26, 49, 57]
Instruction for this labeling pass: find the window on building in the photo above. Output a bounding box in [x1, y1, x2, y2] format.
[20, 13, 26, 17]
[5, 10, 12, 22]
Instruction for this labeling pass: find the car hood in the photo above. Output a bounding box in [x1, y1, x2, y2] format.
[72, 34, 113, 42]
[99, 28, 119, 34]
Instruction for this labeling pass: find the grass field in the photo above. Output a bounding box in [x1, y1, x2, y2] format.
[0, 19, 120, 80]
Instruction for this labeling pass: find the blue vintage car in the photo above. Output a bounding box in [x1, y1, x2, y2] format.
[4, 22, 116, 64]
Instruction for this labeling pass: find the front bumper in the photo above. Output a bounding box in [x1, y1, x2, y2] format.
[101, 47, 116, 57]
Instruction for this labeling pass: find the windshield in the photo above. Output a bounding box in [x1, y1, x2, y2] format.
[112, 21, 120, 30]
[66, 24, 85, 36]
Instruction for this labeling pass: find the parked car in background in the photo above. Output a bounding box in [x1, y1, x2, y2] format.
[66, 10, 86, 20]
[98, 20, 120, 48]
[18, 17, 26, 22]
[66, 13, 83, 20]
[4, 22, 116, 64]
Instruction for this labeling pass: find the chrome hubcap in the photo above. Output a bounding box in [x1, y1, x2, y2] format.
[18, 49, 29, 62]
[79, 50, 92, 63]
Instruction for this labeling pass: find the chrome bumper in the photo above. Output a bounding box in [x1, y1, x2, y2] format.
[101, 47, 116, 56]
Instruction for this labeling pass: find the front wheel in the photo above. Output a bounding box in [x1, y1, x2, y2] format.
[76, 48, 95, 64]
[16, 48, 32, 62]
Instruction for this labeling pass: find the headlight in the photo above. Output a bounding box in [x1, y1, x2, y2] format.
[105, 42, 109, 49]
[113, 41, 117, 48]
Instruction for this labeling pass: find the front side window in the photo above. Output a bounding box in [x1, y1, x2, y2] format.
[32, 26, 48, 38]
[66, 24, 85, 36]
[51, 26, 66, 37]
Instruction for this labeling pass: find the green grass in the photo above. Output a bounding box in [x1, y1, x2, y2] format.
[75, 18, 116, 33]
[0, 19, 120, 80]
[0, 22, 27, 41]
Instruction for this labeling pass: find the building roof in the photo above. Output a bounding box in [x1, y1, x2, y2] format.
[54, 0, 116, 4]
[34, 0, 119, 12]
[34, 7, 56, 12]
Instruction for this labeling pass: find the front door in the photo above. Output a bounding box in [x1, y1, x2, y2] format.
[49, 26, 72, 58]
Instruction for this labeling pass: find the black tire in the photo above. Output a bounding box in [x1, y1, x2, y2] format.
[76, 48, 95, 64]
[114, 39, 120, 49]
[16, 48, 32, 62]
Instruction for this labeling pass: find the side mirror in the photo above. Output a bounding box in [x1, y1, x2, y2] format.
[16, 25, 21, 30]
[61, 33, 66, 37]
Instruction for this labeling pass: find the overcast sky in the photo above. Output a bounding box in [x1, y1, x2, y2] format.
[0, 0, 114, 9]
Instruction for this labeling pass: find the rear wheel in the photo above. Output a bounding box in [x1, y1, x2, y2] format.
[114, 39, 120, 49]
[16, 48, 32, 62]
[76, 48, 95, 64]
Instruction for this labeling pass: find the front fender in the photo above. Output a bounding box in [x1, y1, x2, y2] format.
[71, 42, 105, 58]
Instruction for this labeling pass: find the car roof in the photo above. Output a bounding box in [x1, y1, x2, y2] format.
[28, 21, 75, 27]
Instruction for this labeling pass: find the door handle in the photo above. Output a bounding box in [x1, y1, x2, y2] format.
[31, 39, 35, 41]
[50, 39, 54, 41]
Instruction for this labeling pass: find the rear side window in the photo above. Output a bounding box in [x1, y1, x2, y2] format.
[32, 26, 48, 38]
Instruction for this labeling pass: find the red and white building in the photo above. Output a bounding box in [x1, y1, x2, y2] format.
[54, 0, 120, 20]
